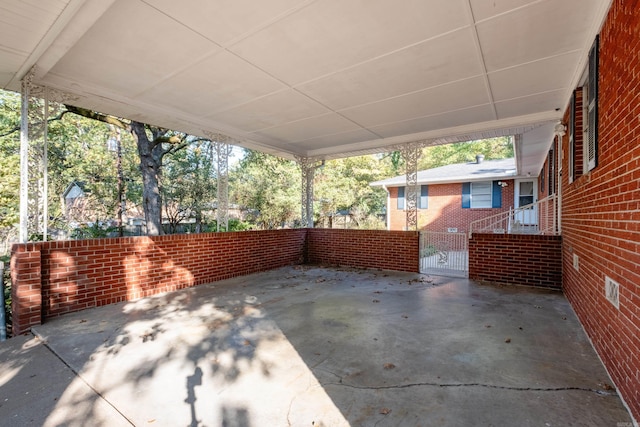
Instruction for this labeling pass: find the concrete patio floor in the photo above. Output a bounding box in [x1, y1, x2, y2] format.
[0, 266, 633, 426]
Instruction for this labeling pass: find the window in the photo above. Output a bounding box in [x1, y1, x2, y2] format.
[418, 185, 428, 209]
[471, 182, 492, 208]
[397, 186, 405, 210]
[569, 36, 598, 182]
[584, 36, 599, 172]
[462, 181, 503, 209]
[548, 144, 555, 194]
[569, 91, 576, 183]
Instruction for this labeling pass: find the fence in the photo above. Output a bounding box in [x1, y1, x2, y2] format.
[420, 231, 468, 277]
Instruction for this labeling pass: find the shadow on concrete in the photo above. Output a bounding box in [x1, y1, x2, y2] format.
[3, 266, 634, 426]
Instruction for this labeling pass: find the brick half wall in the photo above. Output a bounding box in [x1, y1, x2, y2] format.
[306, 229, 420, 272]
[11, 228, 422, 335]
[11, 230, 307, 335]
[469, 233, 562, 290]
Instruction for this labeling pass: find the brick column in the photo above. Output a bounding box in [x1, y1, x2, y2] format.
[10, 244, 42, 335]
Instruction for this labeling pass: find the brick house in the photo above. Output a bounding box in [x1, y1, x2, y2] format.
[371, 156, 538, 233]
[4, 0, 640, 421]
[535, 2, 640, 417]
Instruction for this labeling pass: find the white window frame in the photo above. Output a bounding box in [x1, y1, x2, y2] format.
[470, 181, 492, 209]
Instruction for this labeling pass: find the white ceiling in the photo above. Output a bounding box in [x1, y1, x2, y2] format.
[0, 0, 611, 174]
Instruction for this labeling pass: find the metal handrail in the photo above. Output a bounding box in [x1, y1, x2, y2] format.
[469, 194, 558, 237]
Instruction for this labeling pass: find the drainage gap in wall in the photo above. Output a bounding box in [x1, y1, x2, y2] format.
[605, 276, 620, 309]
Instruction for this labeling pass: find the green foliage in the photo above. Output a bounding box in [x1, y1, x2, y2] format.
[71, 222, 118, 239]
[418, 137, 513, 170]
[231, 150, 300, 229]
[162, 141, 217, 233]
[314, 155, 388, 228]
[0, 91, 20, 230]
[205, 219, 253, 232]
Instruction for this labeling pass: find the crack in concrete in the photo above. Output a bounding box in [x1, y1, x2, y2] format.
[325, 380, 617, 396]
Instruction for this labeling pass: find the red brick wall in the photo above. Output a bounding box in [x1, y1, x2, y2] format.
[561, 0, 640, 420]
[11, 230, 306, 334]
[10, 247, 42, 336]
[306, 229, 419, 272]
[388, 181, 515, 233]
[469, 233, 562, 290]
[11, 228, 421, 335]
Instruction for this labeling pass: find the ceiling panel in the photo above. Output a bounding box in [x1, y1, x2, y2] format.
[0, 50, 25, 87]
[477, 0, 601, 72]
[143, 0, 305, 46]
[469, 0, 537, 22]
[229, 0, 471, 85]
[341, 76, 491, 128]
[297, 27, 483, 110]
[0, 0, 612, 174]
[253, 113, 361, 144]
[49, 0, 218, 95]
[488, 51, 582, 101]
[292, 129, 381, 151]
[370, 104, 496, 138]
[208, 89, 330, 132]
[136, 50, 286, 117]
[494, 90, 566, 119]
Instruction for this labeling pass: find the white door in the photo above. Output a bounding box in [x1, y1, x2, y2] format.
[514, 180, 537, 226]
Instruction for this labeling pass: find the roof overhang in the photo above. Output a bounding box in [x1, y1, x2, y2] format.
[0, 0, 611, 173]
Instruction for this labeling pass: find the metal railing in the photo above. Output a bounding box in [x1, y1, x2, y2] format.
[420, 231, 468, 277]
[469, 194, 558, 237]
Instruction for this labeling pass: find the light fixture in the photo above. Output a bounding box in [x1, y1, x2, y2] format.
[498, 181, 508, 187]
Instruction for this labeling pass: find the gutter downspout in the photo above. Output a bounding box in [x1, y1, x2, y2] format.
[382, 185, 391, 231]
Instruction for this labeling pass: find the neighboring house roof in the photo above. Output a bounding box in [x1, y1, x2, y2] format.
[371, 158, 517, 187]
[62, 181, 87, 199]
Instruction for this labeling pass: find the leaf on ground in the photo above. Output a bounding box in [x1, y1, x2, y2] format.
[374, 291, 382, 294]
[372, 299, 380, 303]
[485, 325, 491, 328]
[316, 278, 326, 283]
[505, 338, 511, 343]
[402, 315, 408, 319]
[379, 408, 392, 415]
[383, 363, 396, 370]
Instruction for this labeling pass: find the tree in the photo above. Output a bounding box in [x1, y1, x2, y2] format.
[162, 142, 217, 233]
[0, 91, 143, 240]
[231, 150, 300, 229]
[64, 105, 196, 235]
[314, 155, 388, 228]
[0, 92, 20, 231]
[418, 137, 513, 170]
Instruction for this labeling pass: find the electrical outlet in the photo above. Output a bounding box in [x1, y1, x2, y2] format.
[573, 254, 579, 271]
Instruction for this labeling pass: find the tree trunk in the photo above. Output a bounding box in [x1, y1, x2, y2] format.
[131, 122, 163, 235]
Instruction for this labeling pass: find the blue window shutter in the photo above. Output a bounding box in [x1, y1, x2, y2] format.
[492, 181, 502, 208]
[419, 185, 428, 209]
[397, 186, 405, 210]
[462, 183, 470, 209]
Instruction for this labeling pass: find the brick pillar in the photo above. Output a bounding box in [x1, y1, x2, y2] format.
[10, 244, 42, 335]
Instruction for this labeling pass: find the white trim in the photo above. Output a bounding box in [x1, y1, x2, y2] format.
[514, 179, 538, 225]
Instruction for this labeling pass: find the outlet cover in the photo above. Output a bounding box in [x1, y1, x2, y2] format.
[573, 254, 579, 271]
